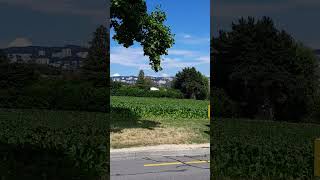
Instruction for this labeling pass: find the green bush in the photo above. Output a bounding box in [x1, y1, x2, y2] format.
[0, 109, 108, 179]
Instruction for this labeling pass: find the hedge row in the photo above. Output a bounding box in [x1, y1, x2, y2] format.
[0, 109, 109, 179]
[111, 86, 184, 99]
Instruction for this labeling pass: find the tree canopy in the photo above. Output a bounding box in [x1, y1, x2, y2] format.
[111, 0, 175, 72]
[173, 67, 209, 100]
[212, 16, 319, 121]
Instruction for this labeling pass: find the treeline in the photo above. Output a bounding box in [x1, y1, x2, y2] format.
[0, 25, 109, 113]
[111, 67, 209, 100]
[212, 16, 320, 122]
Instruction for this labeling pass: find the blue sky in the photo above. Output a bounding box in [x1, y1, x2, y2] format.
[212, 0, 320, 49]
[110, 0, 210, 77]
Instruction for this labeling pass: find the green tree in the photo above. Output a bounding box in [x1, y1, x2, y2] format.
[0, 63, 39, 89]
[213, 16, 318, 121]
[81, 25, 108, 87]
[111, 0, 174, 72]
[136, 70, 145, 88]
[173, 67, 208, 100]
[136, 70, 153, 89]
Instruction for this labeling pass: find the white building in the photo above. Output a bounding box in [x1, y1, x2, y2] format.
[76, 52, 88, 58]
[157, 80, 167, 85]
[52, 48, 72, 58]
[150, 87, 160, 91]
[35, 58, 49, 65]
[38, 50, 46, 56]
[52, 52, 63, 58]
[62, 48, 72, 57]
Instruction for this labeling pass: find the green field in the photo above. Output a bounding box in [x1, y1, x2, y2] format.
[0, 108, 109, 179]
[111, 96, 209, 118]
[211, 118, 320, 179]
[110, 96, 210, 148]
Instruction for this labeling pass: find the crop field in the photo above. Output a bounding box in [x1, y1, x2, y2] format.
[0, 108, 109, 179]
[111, 96, 209, 118]
[211, 118, 320, 179]
[110, 96, 210, 148]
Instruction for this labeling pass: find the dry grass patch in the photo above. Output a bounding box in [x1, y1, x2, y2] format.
[111, 127, 197, 148]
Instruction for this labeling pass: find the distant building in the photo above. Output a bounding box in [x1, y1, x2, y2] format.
[52, 52, 63, 58]
[38, 50, 46, 56]
[35, 58, 50, 65]
[61, 48, 72, 57]
[9, 53, 32, 63]
[76, 52, 88, 58]
[110, 76, 174, 86]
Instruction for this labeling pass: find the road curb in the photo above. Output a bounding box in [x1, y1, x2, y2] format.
[110, 144, 210, 160]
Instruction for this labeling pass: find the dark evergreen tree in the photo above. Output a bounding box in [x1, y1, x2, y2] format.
[136, 70, 145, 88]
[82, 25, 108, 87]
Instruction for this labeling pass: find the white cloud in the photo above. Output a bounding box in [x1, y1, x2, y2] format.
[183, 34, 192, 39]
[110, 45, 209, 70]
[178, 33, 210, 45]
[111, 73, 120, 77]
[8, 37, 32, 47]
[110, 46, 150, 69]
[161, 73, 169, 77]
[168, 49, 198, 57]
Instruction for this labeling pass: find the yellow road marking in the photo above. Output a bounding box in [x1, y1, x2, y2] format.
[144, 160, 210, 167]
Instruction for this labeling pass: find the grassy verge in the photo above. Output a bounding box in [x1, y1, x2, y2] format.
[110, 96, 209, 148]
[211, 118, 320, 179]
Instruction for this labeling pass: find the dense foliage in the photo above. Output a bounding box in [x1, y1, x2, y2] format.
[173, 67, 209, 100]
[0, 63, 39, 89]
[211, 119, 320, 179]
[212, 16, 319, 121]
[111, 96, 208, 118]
[111, 86, 183, 99]
[0, 109, 108, 179]
[0, 79, 108, 112]
[211, 88, 238, 118]
[111, 0, 174, 72]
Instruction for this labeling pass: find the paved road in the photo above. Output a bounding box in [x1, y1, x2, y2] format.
[110, 144, 210, 180]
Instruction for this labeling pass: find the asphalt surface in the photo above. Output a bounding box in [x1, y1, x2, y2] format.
[110, 144, 210, 180]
